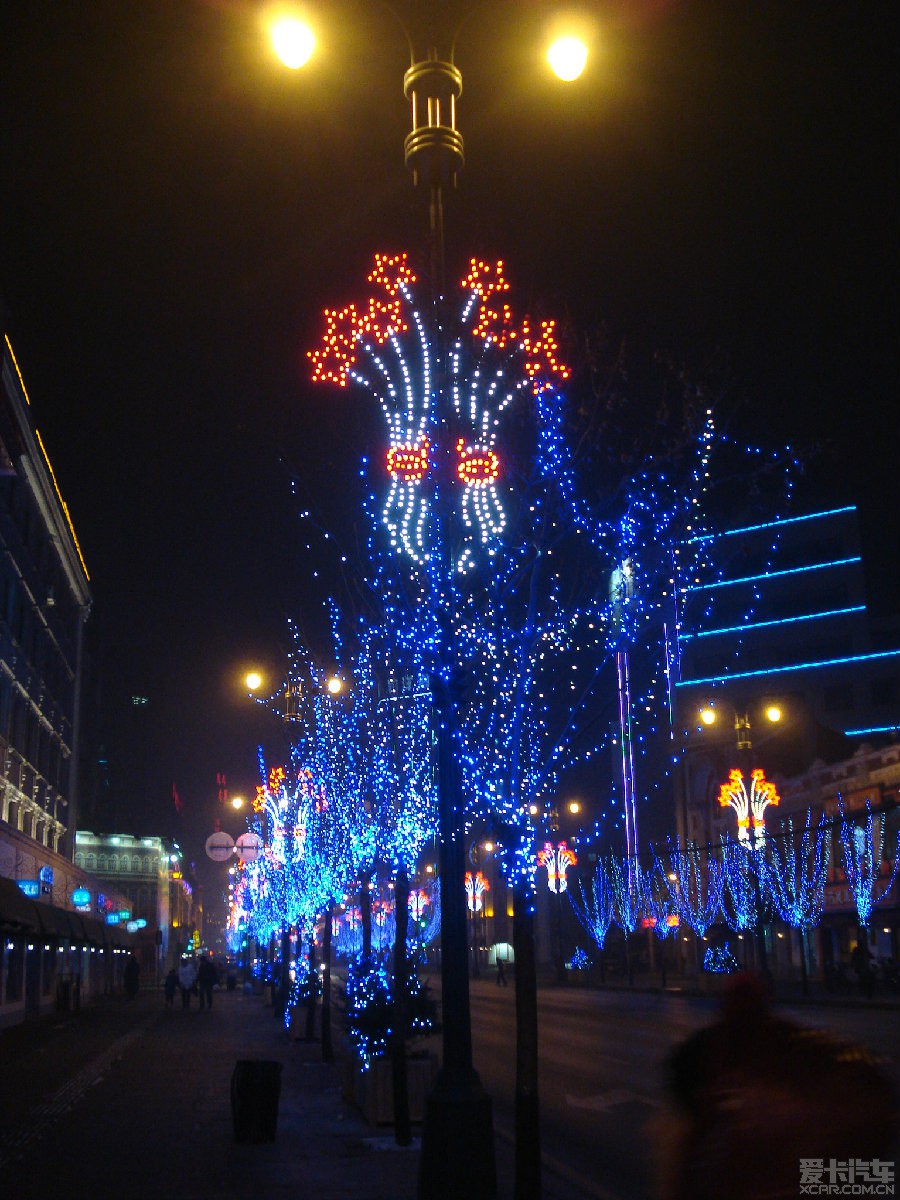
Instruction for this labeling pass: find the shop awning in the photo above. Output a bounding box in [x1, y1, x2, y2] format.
[0, 875, 41, 932]
[33, 901, 83, 940]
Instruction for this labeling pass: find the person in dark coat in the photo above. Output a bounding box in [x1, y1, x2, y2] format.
[123, 951, 140, 999]
[657, 972, 898, 1200]
[197, 955, 217, 1010]
[164, 967, 178, 1008]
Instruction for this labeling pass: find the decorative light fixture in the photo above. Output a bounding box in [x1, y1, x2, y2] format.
[537, 841, 577, 894]
[717, 767, 780, 847]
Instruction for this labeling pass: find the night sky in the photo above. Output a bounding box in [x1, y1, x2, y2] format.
[0, 1, 896, 894]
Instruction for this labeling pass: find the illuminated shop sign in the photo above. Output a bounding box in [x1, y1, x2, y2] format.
[17, 880, 40, 898]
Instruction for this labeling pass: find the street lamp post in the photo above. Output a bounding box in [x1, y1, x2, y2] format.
[700, 701, 782, 976]
[270, 10, 588, 1198]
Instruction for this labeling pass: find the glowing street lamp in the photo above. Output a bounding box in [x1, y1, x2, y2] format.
[547, 36, 588, 82]
[538, 840, 577, 984]
[269, 16, 316, 69]
[700, 700, 786, 976]
[269, 7, 593, 1195]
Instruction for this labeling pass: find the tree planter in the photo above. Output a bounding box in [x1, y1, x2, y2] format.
[345, 1052, 437, 1126]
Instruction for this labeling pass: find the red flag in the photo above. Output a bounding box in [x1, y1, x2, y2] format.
[172, 783, 183, 813]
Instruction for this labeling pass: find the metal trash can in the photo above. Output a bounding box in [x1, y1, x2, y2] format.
[231, 1059, 283, 1143]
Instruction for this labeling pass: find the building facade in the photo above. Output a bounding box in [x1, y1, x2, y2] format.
[0, 334, 140, 1026]
[75, 831, 200, 976]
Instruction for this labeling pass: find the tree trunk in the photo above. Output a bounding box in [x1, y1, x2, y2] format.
[392, 864, 412, 1146]
[322, 908, 334, 1062]
[305, 928, 317, 1042]
[513, 882, 541, 1200]
[361, 871, 373, 967]
[470, 906, 480, 978]
[276, 925, 291, 1019]
[799, 927, 809, 997]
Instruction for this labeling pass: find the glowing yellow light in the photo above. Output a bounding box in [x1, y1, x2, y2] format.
[521, 318, 570, 392]
[246, 672, 263, 692]
[271, 17, 315, 70]
[548, 36, 588, 82]
[567, 800, 582, 815]
[456, 439, 500, 485]
[326, 676, 343, 695]
[765, 704, 782, 724]
[231, 796, 245, 810]
[34, 429, 90, 582]
[699, 706, 717, 725]
[387, 439, 430, 482]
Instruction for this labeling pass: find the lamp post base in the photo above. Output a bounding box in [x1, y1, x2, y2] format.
[417, 1067, 497, 1200]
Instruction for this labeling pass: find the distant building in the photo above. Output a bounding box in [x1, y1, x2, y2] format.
[0, 333, 91, 857]
[670, 506, 900, 983]
[0, 333, 133, 1025]
[75, 831, 200, 972]
[675, 505, 900, 737]
[778, 740, 900, 964]
[674, 504, 900, 841]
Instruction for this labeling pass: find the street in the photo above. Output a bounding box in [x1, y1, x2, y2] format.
[469, 981, 900, 1200]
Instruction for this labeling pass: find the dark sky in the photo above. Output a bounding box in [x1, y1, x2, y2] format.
[0, 1, 896, 883]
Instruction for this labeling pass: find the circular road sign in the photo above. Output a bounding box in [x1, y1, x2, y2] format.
[235, 832, 264, 863]
[205, 831, 235, 862]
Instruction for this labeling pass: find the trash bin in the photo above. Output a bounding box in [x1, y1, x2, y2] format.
[231, 1060, 283, 1143]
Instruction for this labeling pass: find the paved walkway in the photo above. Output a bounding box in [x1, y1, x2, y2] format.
[0, 987, 591, 1200]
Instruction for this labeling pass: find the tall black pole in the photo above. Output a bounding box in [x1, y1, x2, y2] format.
[736, 711, 769, 977]
[403, 37, 496, 1200]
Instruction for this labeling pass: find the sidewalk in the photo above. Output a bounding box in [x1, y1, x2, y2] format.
[0, 987, 591, 1200]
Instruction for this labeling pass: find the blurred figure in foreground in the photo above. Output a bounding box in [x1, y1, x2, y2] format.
[658, 973, 898, 1200]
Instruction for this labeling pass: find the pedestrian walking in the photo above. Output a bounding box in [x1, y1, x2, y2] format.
[123, 951, 140, 1000]
[658, 971, 898, 1200]
[197, 954, 217, 1010]
[496, 955, 508, 986]
[851, 939, 874, 999]
[164, 967, 178, 1008]
[177, 956, 197, 1009]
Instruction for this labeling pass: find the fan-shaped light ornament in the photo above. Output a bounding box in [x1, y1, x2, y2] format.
[537, 841, 578, 893]
[465, 870, 490, 913]
[308, 252, 569, 572]
[717, 767, 780, 847]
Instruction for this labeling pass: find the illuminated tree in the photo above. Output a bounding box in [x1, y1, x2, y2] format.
[569, 858, 614, 981]
[659, 839, 725, 969]
[308, 251, 800, 1196]
[352, 618, 438, 1145]
[839, 802, 900, 929]
[764, 811, 829, 995]
[640, 859, 680, 988]
[609, 854, 644, 986]
[721, 835, 764, 934]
